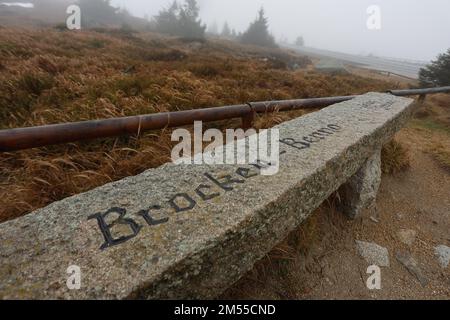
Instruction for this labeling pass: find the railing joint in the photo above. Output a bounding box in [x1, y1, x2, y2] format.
[242, 102, 256, 130]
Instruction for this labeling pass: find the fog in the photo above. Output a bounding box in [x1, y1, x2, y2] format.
[2, 0, 449, 61]
[109, 0, 450, 62]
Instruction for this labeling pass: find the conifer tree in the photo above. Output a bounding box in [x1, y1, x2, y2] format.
[419, 49, 450, 87]
[240, 8, 277, 48]
[155, 0, 205, 39]
[221, 22, 231, 38]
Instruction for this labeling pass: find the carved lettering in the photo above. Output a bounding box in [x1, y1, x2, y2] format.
[204, 172, 245, 191]
[195, 184, 221, 201]
[138, 205, 169, 226]
[88, 207, 141, 250]
[169, 193, 196, 213]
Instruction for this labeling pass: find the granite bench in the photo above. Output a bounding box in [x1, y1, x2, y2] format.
[0, 93, 415, 299]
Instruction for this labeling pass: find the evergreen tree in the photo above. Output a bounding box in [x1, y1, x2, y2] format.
[419, 49, 450, 87]
[154, 0, 205, 39]
[240, 8, 277, 48]
[207, 21, 219, 35]
[178, 0, 206, 39]
[221, 22, 231, 38]
[78, 0, 119, 28]
[295, 36, 305, 47]
[154, 1, 179, 35]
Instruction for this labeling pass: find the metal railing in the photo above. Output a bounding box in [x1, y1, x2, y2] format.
[1, 86, 450, 152]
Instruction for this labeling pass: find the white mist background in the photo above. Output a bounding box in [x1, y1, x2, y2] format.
[110, 0, 450, 62]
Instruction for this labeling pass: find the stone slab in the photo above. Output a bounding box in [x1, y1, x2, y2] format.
[0, 93, 415, 299]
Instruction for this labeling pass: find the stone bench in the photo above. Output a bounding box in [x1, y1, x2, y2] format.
[0, 93, 415, 299]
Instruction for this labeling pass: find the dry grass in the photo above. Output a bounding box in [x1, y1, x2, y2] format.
[381, 139, 411, 175]
[413, 94, 450, 132]
[428, 143, 450, 172]
[0, 28, 401, 222]
[410, 93, 450, 171]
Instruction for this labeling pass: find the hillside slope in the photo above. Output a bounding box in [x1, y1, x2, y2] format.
[0, 28, 403, 222]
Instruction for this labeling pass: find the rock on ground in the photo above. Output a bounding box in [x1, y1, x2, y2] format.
[397, 229, 417, 246]
[434, 245, 450, 269]
[395, 251, 428, 287]
[355, 240, 390, 267]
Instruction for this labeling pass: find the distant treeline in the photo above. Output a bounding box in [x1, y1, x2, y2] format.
[152, 0, 206, 40]
[75, 0, 281, 48]
[77, 0, 280, 47]
[77, 0, 148, 30]
[1, 0, 307, 49]
[152, 1, 277, 47]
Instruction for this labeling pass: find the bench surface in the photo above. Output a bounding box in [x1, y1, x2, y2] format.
[0, 93, 414, 299]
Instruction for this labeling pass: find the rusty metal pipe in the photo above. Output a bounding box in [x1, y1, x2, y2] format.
[0, 96, 359, 152]
[1, 87, 450, 152]
[387, 86, 450, 96]
[0, 105, 251, 152]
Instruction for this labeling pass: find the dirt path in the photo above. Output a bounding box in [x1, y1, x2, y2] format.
[224, 124, 450, 300]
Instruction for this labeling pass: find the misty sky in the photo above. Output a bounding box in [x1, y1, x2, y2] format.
[109, 0, 450, 62]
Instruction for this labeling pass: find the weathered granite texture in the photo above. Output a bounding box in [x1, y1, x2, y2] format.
[395, 251, 428, 287]
[435, 245, 450, 269]
[0, 93, 415, 299]
[355, 240, 390, 267]
[339, 148, 382, 218]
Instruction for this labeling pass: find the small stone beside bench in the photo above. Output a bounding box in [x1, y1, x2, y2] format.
[0, 93, 415, 299]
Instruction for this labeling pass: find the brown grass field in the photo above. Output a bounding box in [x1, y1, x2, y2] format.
[0, 27, 410, 222]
